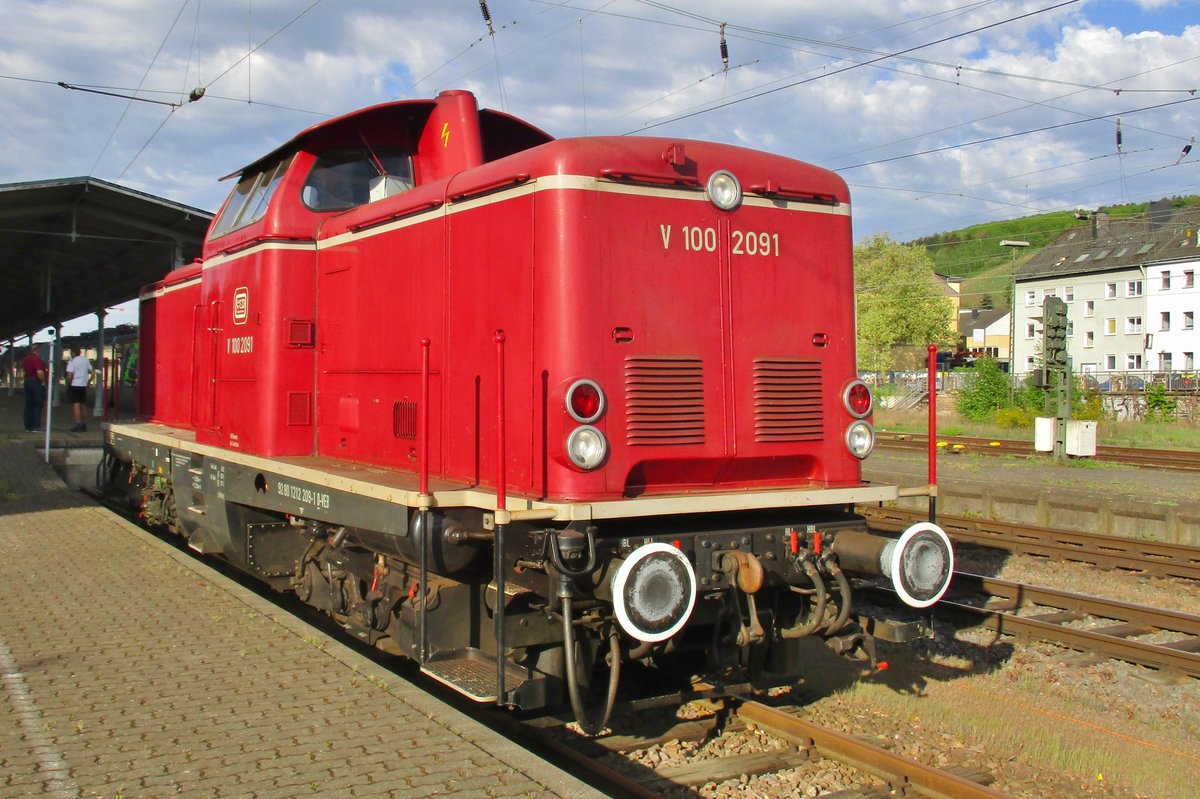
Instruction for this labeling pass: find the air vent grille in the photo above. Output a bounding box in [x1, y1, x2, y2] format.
[753, 359, 823, 442]
[393, 400, 417, 439]
[286, 392, 312, 426]
[624, 357, 705, 446]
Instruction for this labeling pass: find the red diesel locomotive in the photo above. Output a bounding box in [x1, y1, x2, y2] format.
[103, 89, 952, 731]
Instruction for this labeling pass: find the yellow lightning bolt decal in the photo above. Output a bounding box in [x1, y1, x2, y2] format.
[440, 122, 450, 148]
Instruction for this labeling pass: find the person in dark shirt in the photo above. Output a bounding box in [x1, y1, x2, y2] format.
[21, 348, 47, 433]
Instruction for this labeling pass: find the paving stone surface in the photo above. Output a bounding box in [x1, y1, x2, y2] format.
[0, 430, 604, 799]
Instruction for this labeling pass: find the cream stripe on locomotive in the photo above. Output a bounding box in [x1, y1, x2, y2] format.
[202, 240, 318, 271]
[106, 422, 898, 522]
[190, 174, 850, 255]
[322, 174, 850, 251]
[139, 274, 202, 300]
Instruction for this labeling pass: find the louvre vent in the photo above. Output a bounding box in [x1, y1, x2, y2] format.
[286, 392, 312, 426]
[753, 359, 823, 442]
[286, 318, 315, 347]
[625, 357, 705, 446]
[393, 400, 417, 439]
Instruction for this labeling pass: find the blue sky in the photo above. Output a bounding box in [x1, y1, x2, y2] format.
[1092, 0, 1193, 34]
[1, 1, 1196, 337]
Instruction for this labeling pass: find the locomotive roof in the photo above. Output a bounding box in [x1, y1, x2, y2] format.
[226, 96, 555, 180]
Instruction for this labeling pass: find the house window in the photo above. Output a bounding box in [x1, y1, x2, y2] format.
[1066, 320, 1074, 337]
[1043, 287, 1056, 299]
[1026, 356, 1037, 371]
[1105, 354, 1117, 369]
[1025, 323, 1036, 339]
[1185, 352, 1195, 370]
[1161, 271, 1172, 291]
[1025, 290, 1036, 307]
[1125, 316, 1142, 334]
[1105, 282, 1117, 299]
[1064, 286, 1074, 302]
[1126, 280, 1143, 298]
[1159, 352, 1172, 371]
[1104, 317, 1117, 335]
[1084, 331, 1094, 348]
[1161, 312, 1171, 331]
[1126, 353, 1143, 370]
[1186, 311, 1195, 330]
[1185, 270, 1195, 289]
[1084, 300, 1095, 318]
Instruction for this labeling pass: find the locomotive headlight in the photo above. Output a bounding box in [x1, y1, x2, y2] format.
[706, 170, 742, 211]
[566, 425, 608, 470]
[845, 420, 875, 459]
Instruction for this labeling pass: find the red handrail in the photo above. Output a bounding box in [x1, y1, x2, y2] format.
[494, 331, 506, 513]
[419, 338, 431, 497]
[927, 344, 938, 522]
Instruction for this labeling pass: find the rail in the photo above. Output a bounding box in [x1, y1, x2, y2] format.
[876, 431, 1200, 471]
[734, 701, 1010, 799]
[870, 574, 1200, 677]
[862, 506, 1200, 580]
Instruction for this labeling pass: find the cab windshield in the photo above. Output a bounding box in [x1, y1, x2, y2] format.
[301, 147, 414, 212]
[209, 156, 292, 239]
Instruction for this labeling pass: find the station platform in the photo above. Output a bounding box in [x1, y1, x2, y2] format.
[0, 389, 606, 799]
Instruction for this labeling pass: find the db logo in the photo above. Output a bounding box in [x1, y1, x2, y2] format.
[233, 287, 249, 325]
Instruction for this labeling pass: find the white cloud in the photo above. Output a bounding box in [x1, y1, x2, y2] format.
[0, 0, 1195, 242]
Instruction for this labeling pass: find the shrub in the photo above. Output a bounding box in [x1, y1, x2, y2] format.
[954, 356, 1012, 422]
[1145, 383, 1177, 422]
[995, 406, 1035, 428]
[1073, 388, 1106, 421]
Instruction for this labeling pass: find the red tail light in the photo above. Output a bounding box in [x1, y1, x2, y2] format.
[566, 379, 605, 423]
[843, 380, 872, 418]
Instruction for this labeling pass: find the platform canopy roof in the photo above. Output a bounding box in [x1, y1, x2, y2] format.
[0, 177, 212, 344]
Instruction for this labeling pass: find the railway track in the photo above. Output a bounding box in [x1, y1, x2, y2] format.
[875, 431, 1200, 471]
[870, 573, 1200, 677]
[861, 505, 1200, 580]
[734, 701, 1009, 799]
[524, 699, 1012, 799]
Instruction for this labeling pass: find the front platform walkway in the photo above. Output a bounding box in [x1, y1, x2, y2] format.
[0, 389, 604, 799]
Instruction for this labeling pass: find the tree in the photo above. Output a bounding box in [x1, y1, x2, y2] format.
[854, 235, 958, 374]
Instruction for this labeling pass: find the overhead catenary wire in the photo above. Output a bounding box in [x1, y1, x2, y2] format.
[478, 0, 510, 113]
[87, 0, 193, 179]
[628, 0, 1088, 133]
[4, 1, 1192, 250]
[835, 96, 1200, 172]
[824, 53, 1200, 171]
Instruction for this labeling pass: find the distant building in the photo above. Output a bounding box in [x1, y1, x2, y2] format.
[957, 307, 1011, 364]
[936, 274, 963, 318]
[1013, 204, 1200, 378]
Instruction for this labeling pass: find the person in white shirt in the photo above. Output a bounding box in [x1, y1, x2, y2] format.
[65, 346, 92, 432]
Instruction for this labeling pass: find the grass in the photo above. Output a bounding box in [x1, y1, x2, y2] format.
[876, 408, 1200, 451]
[826, 653, 1198, 799]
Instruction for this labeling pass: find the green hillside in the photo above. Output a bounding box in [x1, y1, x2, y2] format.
[911, 195, 1200, 309]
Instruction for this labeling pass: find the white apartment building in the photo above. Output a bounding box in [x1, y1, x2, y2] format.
[1146, 257, 1199, 374]
[1012, 205, 1200, 380]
